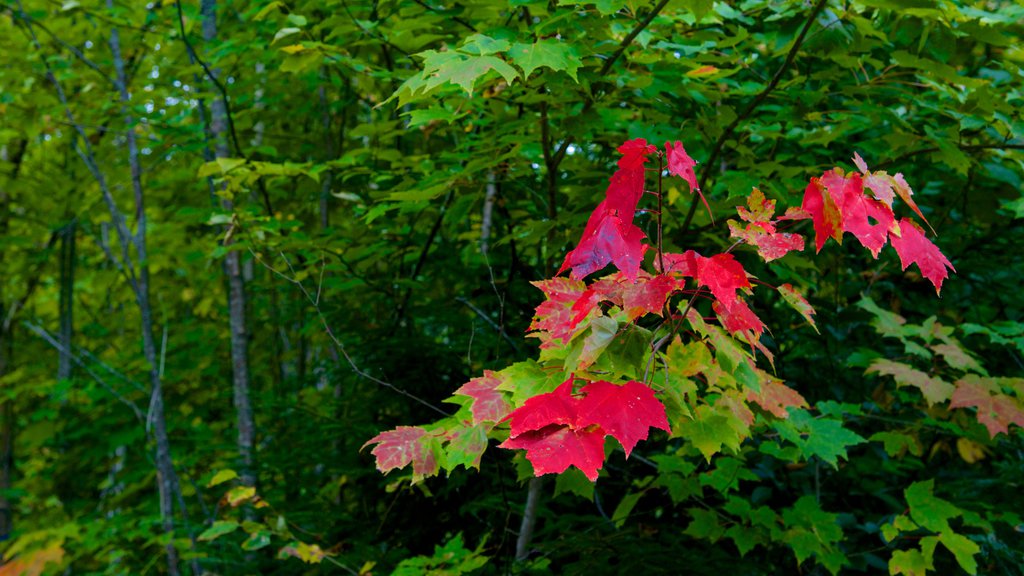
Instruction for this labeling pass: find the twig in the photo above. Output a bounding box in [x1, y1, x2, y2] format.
[455, 297, 521, 354]
[24, 322, 145, 423]
[251, 248, 451, 416]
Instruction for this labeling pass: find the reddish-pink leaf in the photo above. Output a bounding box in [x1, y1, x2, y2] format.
[665, 141, 699, 192]
[889, 218, 955, 295]
[950, 375, 1024, 438]
[822, 170, 895, 257]
[695, 253, 751, 305]
[665, 140, 712, 221]
[617, 138, 658, 169]
[454, 371, 513, 425]
[559, 211, 647, 281]
[529, 277, 589, 346]
[747, 379, 808, 418]
[801, 177, 843, 252]
[620, 274, 677, 320]
[657, 250, 699, 277]
[362, 426, 439, 478]
[499, 424, 606, 481]
[713, 297, 764, 339]
[606, 167, 646, 218]
[505, 378, 581, 437]
[577, 380, 670, 456]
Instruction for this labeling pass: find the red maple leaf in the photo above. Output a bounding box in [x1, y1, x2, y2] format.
[454, 371, 513, 425]
[713, 297, 764, 339]
[362, 426, 439, 478]
[665, 141, 712, 221]
[950, 375, 1024, 437]
[657, 250, 699, 277]
[505, 378, 581, 436]
[500, 425, 606, 480]
[801, 177, 843, 252]
[577, 380, 670, 456]
[695, 253, 751, 305]
[558, 210, 647, 281]
[500, 377, 669, 480]
[889, 218, 955, 295]
[820, 170, 896, 257]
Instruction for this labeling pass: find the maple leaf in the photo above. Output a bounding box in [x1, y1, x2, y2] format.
[950, 375, 1024, 437]
[889, 218, 955, 295]
[505, 378, 581, 436]
[747, 379, 808, 418]
[665, 141, 712, 221]
[577, 380, 670, 456]
[801, 177, 843, 252]
[501, 425, 606, 481]
[866, 359, 954, 406]
[362, 426, 440, 480]
[500, 377, 669, 479]
[695, 253, 751, 305]
[508, 39, 582, 80]
[529, 277, 589, 346]
[605, 167, 647, 218]
[657, 250, 698, 276]
[559, 210, 647, 281]
[853, 152, 934, 233]
[728, 220, 805, 262]
[585, 272, 678, 321]
[728, 189, 805, 262]
[820, 170, 896, 257]
[778, 284, 817, 332]
[454, 371, 513, 425]
[713, 297, 764, 340]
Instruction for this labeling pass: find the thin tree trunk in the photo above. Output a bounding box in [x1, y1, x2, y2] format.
[515, 477, 543, 561]
[200, 0, 257, 497]
[106, 9, 192, 575]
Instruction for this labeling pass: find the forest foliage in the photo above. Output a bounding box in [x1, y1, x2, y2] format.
[1, 0, 1023, 574]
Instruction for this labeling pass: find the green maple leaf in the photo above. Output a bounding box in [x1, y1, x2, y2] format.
[775, 408, 866, 467]
[905, 480, 961, 533]
[937, 532, 979, 574]
[678, 404, 743, 461]
[508, 40, 581, 81]
[889, 547, 934, 576]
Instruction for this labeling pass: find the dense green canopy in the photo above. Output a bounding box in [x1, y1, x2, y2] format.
[1, 0, 1022, 574]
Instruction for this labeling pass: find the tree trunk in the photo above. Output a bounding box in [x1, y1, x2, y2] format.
[201, 0, 257, 496]
[107, 12, 188, 575]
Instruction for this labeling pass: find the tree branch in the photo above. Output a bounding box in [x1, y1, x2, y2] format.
[680, 0, 828, 235]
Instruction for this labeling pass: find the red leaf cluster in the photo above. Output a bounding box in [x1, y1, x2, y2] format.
[791, 156, 954, 293]
[499, 377, 669, 481]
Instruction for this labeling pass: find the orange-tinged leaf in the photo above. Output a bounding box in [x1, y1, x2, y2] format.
[866, 359, 954, 406]
[454, 370, 512, 425]
[362, 426, 440, 479]
[747, 379, 808, 418]
[950, 375, 1024, 437]
[778, 284, 817, 332]
[686, 65, 719, 77]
